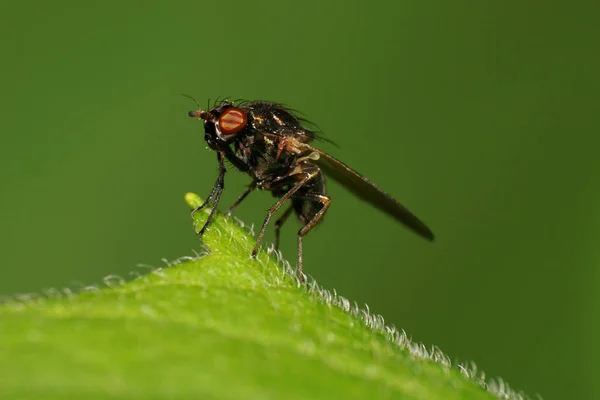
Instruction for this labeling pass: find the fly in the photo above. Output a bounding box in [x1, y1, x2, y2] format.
[187, 99, 434, 282]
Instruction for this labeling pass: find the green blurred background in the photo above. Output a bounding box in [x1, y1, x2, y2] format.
[1, 1, 598, 399]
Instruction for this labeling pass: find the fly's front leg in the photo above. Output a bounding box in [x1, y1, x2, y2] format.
[193, 152, 226, 236]
[251, 169, 319, 259]
[296, 194, 331, 283]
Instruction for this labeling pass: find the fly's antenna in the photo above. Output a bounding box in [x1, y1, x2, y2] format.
[181, 93, 202, 110]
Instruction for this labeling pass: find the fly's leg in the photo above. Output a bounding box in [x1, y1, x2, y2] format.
[191, 152, 226, 215]
[193, 152, 226, 236]
[226, 181, 257, 216]
[296, 194, 331, 283]
[251, 168, 319, 260]
[274, 206, 293, 252]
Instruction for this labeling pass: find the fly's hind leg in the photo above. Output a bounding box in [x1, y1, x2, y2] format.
[296, 194, 331, 283]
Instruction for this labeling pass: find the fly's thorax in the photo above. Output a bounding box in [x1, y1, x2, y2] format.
[233, 131, 300, 183]
[247, 102, 316, 144]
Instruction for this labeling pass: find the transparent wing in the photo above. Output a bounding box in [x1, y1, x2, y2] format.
[299, 143, 435, 241]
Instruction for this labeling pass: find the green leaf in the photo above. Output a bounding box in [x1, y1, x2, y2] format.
[0, 193, 528, 400]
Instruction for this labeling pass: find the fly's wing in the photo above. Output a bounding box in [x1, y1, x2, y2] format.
[299, 143, 435, 241]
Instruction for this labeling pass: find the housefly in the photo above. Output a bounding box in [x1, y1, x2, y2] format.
[188, 99, 434, 282]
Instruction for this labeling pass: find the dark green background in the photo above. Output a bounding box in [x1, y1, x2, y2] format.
[1, 1, 598, 399]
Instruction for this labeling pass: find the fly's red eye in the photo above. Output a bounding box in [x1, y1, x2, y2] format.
[218, 107, 247, 135]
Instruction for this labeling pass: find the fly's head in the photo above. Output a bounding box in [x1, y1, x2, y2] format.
[188, 101, 248, 151]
